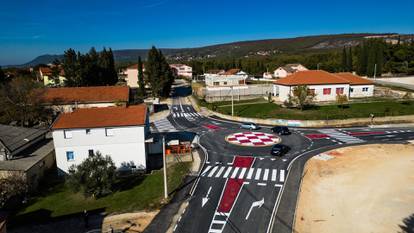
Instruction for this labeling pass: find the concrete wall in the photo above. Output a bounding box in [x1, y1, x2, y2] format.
[202, 84, 273, 102]
[49, 102, 124, 113]
[53, 125, 147, 173]
[205, 74, 247, 87]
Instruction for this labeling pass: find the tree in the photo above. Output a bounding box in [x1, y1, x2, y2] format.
[342, 47, 348, 71]
[145, 46, 174, 97]
[0, 172, 28, 208]
[0, 66, 5, 84]
[291, 85, 315, 110]
[0, 77, 50, 126]
[67, 151, 116, 198]
[347, 47, 353, 72]
[137, 56, 146, 97]
[50, 59, 61, 86]
[62, 48, 80, 86]
[336, 94, 348, 109]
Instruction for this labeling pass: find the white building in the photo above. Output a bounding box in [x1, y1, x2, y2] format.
[122, 64, 145, 88]
[52, 105, 149, 173]
[205, 69, 248, 88]
[170, 64, 192, 78]
[262, 72, 273, 79]
[273, 64, 308, 78]
[40, 86, 130, 113]
[39, 67, 66, 86]
[273, 70, 374, 102]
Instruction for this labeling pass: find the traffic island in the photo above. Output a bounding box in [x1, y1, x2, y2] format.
[225, 132, 281, 147]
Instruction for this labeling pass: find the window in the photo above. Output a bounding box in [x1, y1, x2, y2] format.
[336, 87, 344, 95]
[64, 130, 72, 139]
[86, 129, 91, 135]
[239, 80, 245, 85]
[323, 88, 331, 95]
[213, 82, 219, 86]
[105, 128, 114, 136]
[88, 149, 94, 157]
[66, 151, 74, 161]
[362, 87, 369, 92]
[350, 88, 354, 93]
[223, 81, 227, 85]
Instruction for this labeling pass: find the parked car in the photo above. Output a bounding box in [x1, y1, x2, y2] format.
[240, 122, 260, 130]
[270, 144, 290, 156]
[271, 126, 290, 135]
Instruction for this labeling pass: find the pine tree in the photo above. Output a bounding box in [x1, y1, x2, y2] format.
[0, 66, 5, 84]
[347, 47, 353, 72]
[342, 47, 348, 71]
[145, 46, 174, 97]
[87, 47, 100, 86]
[62, 48, 79, 86]
[137, 56, 145, 97]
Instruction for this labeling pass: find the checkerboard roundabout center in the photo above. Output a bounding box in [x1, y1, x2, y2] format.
[225, 131, 281, 147]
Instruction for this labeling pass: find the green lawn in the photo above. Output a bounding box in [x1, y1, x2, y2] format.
[216, 100, 414, 120]
[17, 163, 190, 219]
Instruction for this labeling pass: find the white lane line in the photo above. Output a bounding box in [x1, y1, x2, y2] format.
[255, 168, 262, 180]
[215, 166, 225, 178]
[223, 167, 233, 178]
[230, 167, 240, 179]
[257, 183, 267, 186]
[263, 169, 269, 181]
[275, 184, 283, 188]
[246, 168, 254, 179]
[271, 169, 277, 182]
[208, 166, 219, 177]
[238, 167, 247, 179]
[212, 220, 226, 224]
[279, 170, 285, 182]
[202, 165, 212, 176]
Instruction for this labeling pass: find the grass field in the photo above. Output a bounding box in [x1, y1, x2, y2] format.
[16, 163, 190, 219]
[216, 100, 414, 120]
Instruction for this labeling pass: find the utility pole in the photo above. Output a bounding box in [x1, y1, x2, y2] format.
[317, 63, 321, 70]
[231, 86, 234, 116]
[162, 135, 168, 199]
[373, 63, 377, 79]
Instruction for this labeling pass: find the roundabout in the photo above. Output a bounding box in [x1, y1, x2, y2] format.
[225, 131, 281, 147]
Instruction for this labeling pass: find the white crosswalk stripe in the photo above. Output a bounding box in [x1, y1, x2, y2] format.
[280, 170, 285, 182]
[215, 166, 225, 178]
[230, 167, 239, 178]
[319, 129, 364, 144]
[208, 166, 219, 177]
[200, 165, 286, 183]
[238, 167, 247, 179]
[263, 169, 269, 181]
[153, 118, 176, 132]
[254, 168, 262, 180]
[246, 168, 254, 179]
[271, 169, 277, 182]
[223, 167, 232, 178]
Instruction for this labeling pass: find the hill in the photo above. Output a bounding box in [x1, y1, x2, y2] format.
[12, 33, 413, 67]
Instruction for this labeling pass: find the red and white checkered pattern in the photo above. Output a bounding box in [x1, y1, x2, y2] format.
[226, 132, 280, 147]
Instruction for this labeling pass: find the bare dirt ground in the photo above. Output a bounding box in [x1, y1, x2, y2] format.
[377, 76, 414, 85]
[101, 211, 158, 233]
[294, 144, 414, 233]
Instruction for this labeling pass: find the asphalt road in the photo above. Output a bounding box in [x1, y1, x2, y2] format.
[151, 80, 414, 233]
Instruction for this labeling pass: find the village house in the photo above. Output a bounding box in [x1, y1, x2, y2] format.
[204, 69, 248, 88]
[38, 67, 66, 86]
[0, 124, 55, 191]
[122, 64, 146, 88]
[170, 64, 192, 78]
[39, 86, 130, 113]
[51, 105, 151, 174]
[273, 64, 308, 78]
[273, 70, 374, 102]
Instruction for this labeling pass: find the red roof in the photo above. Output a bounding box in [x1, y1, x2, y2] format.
[52, 105, 147, 129]
[274, 70, 349, 86]
[223, 69, 240, 75]
[127, 64, 145, 69]
[39, 67, 52, 76]
[40, 86, 129, 104]
[335, 72, 374, 85]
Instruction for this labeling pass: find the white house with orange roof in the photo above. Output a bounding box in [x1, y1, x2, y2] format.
[52, 105, 150, 173]
[273, 64, 308, 78]
[39, 67, 66, 86]
[273, 70, 374, 102]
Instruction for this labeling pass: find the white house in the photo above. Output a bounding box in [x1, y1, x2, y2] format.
[170, 64, 192, 78]
[273, 64, 308, 78]
[39, 86, 130, 113]
[273, 70, 374, 102]
[52, 105, 149, 173]
[123, 64, 145, 88]
[39, 67, 66, 86]
[205, 69, 248, 88]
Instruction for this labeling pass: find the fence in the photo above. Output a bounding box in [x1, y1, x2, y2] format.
[200, 84, 273, 102]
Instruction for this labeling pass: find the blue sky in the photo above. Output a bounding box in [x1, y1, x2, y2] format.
[1, 0, 413, 65]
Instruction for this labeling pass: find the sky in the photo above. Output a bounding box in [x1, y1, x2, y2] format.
[1, 0, 413, 65]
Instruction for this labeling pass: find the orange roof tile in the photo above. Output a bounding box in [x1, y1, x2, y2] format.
[40, 86, 129, 104]
[127, 64, 145, 69]
[335, 72, 374, 85]
[39, 67, 52, 76]
[274, 70, 349, 86]
[52, 105, 147, 129]
[223, 69, 240, 75]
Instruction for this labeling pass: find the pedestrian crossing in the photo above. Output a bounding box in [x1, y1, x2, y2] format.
[319, 129, 364, 144]
[172, 111, 202, 121]
[152, 118, 177, 132]
[201, 165, 286, 183]
[208, 212, 228, 233]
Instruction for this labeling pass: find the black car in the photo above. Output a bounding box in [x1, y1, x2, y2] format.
[270, 144, 290, 156]
[271, 126, 290, 135]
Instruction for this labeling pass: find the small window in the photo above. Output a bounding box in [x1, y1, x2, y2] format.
[88, 149, 94, 157]
[64, 130, 72, 139]
[66, 151, 74, 161]
[323, 88, 331, 95]
[86, 129, 91, 135]
[362, 87, 369, 92]
[336, 87, 344, 95]
[105, 128, 114, 136]
[350, 88, 354, 93]
[223, 81, 227, 85]
[213, 82, 220, 86]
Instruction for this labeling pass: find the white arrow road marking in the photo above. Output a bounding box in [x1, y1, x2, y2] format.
[202, 186, 212, 207]
[245, 198, 265, 220]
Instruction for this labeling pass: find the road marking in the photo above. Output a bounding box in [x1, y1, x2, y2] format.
[255, 168, 262, 180]
[257, 183, 266, 186]
[279, 170, 285, 182]
[215, 166, 225, 178]
[202, 186, 212, 207]
[238, 167, 247, 179]
[202, 165, 212, 176]
[263, 169, 269, 181]
[245, 198, 264, 220]
[223, 167, 232, 178]
[271, 169, 277, 181]
[274, 184, 283, 188]
[212, 220, 226, 224]
[246, 168, 254, 179]
[208, 166, 219, 177]
[230, 167, 240, 179]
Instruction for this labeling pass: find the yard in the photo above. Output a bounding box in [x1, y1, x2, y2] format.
[215, 100, 414, 120]
[13, 162, 190, 222]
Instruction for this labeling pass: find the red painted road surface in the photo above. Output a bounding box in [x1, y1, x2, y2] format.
[233, 156, 254, 168]
[203, 124, 220, 130]
[217, 178, 244, 213]
[305, 134, 329, 139]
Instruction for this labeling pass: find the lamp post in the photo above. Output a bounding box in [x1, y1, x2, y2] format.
[162, 135, 168, 199]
